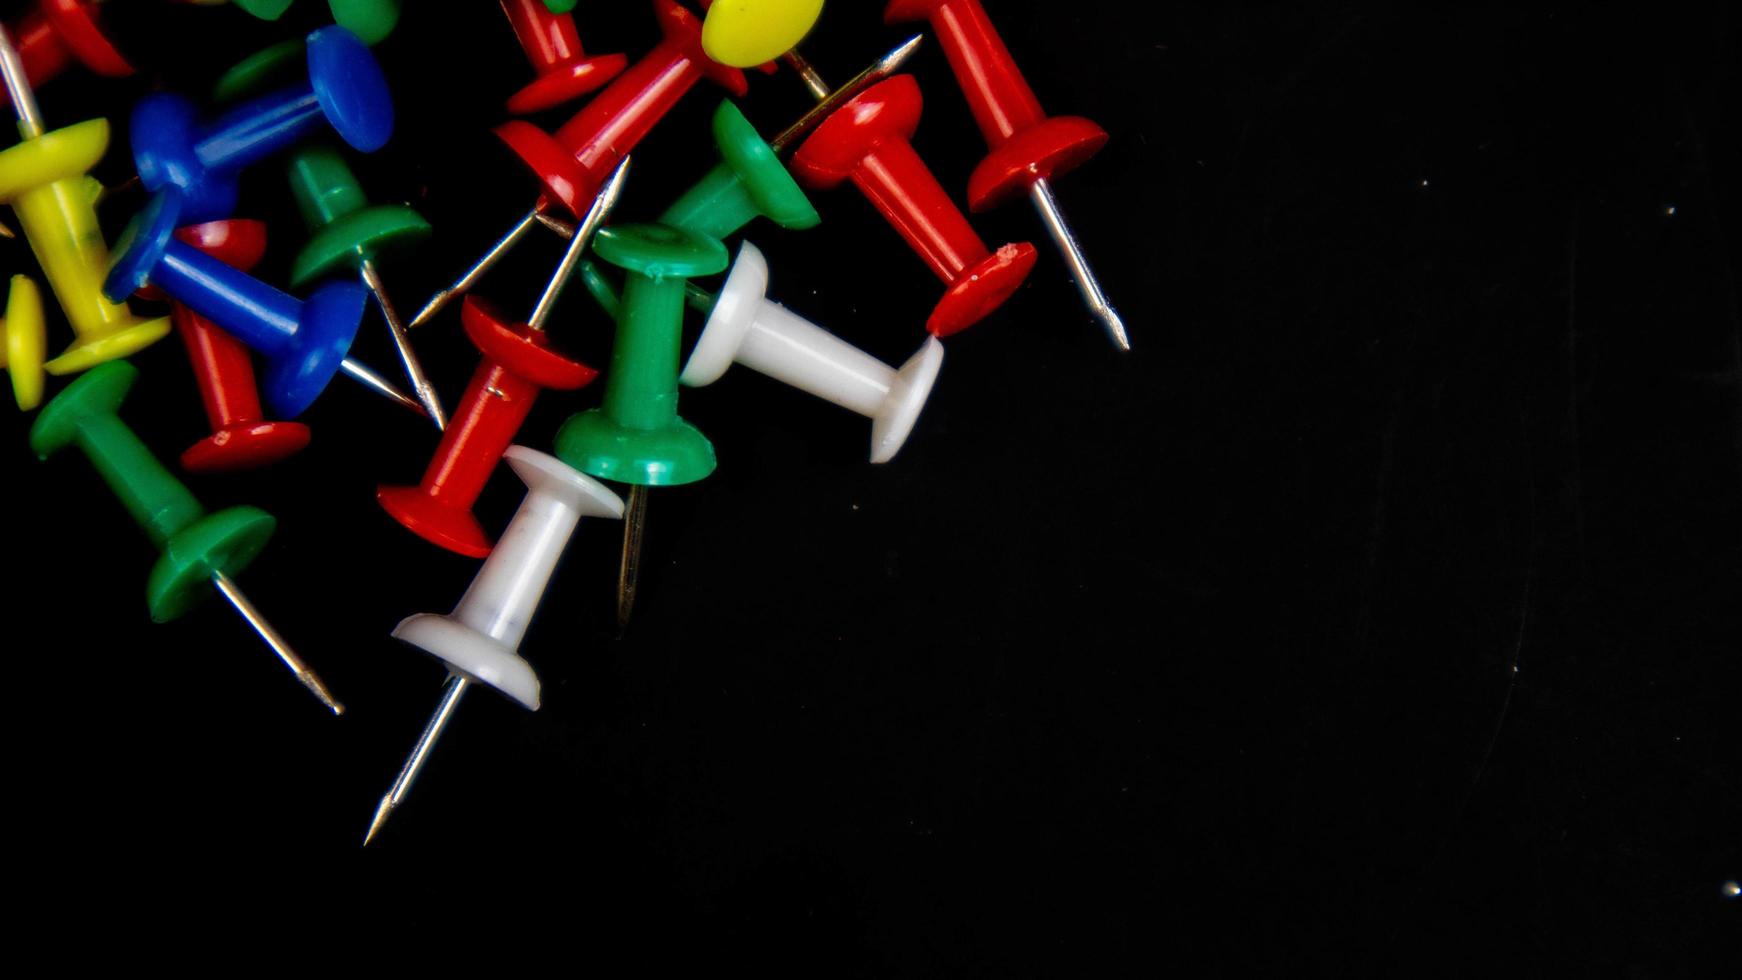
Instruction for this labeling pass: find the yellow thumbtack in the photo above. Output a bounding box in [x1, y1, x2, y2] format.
[2, 275, 46, 410]
[701, 0, 825, 68]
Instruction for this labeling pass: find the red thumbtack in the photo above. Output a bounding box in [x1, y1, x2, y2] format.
[377, 160, 627, 557]
[2, 0, 132, 106]
[884, 0, 1127, 349]
[377, 300, 596, 556]
[168, 220, 312, 472]
[791, 74, 1036, 337]
[499, 0, 627, 115]
[494, 0, 746, 222]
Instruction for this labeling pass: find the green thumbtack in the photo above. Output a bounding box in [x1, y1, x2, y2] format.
[286, 143, 445, 427]
[29, 362, 342, 713]
[554, 223, 728, 631]
[657, 100, 820, 240]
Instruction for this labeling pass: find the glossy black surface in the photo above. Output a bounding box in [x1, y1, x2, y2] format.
[2, 1, 1735, 971]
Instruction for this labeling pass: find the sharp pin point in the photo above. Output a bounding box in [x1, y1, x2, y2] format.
[362, 794, 393, 847]
[529, 158, 631, 331]
[769, 35, 925, 156]
[409, 210, 543, 329]
[360, 260, 447, 428]
[340, 357, 429, 417]
[1027, 180, 1129, 351]
[212, 571, 343, 714]
[364, 673, 472, 846]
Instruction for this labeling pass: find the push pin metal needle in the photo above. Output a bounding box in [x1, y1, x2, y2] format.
[30, 361, 343, 713]
[885, 0, 1128, 349]
[364, 447, 624, 844]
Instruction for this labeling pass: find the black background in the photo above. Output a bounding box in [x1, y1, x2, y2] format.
[3, 1, 1736, 972]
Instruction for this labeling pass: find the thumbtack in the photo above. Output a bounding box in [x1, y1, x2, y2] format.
[164, 219, 312, 472]
[128, 25, 393, 226]
[885, 0, 1127, 350]
[499, 0, 626, 114]
[0, 24, 172, 376]
[791, 73, 1038, 337]
[2, 274, 47, 410]
[364, 446, 624, 845]
[105, 191, 424, 420]
[411, 33, 923, 329]
[553, 223, 728, 631]
[377, 160, 625, 557]
[660, 98, 821, 240]
[685, 242, 943, 463]
[29, 360, 343, 713]
[2, 0, 133, 106]
[286, 143, 445, 428]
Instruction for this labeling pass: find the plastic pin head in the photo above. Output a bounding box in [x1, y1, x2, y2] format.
[287, 143, 431, 287]
[501, 0, 627, 114]
[701, 0, 825, 68]
[2, 274, 47, 410]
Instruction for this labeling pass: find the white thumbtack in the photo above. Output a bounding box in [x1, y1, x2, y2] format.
[365, 446, 624, 845]
[682, 242, 944, 464]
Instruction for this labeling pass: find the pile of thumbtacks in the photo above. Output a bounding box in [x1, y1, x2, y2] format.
[1, 0, 1128, 844]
